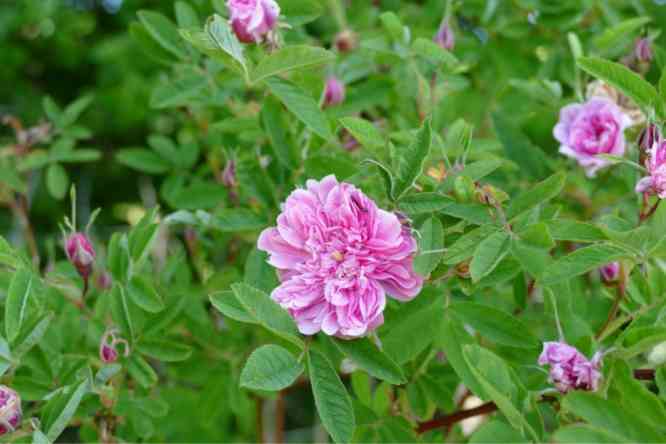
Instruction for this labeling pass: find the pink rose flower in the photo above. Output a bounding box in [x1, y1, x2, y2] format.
[599, 262, 620, 283]
[636, 139, 666, 198]
[258, 175, 423, 338]
[434, 21, 455, 51]
[322, 76, 345, 108]
[554, 97, 631, 177]
[227, 0, 280, 43]
[0, 386, 21, 436]
[538, 341, 602, 393]
[64, 232, 96, 279]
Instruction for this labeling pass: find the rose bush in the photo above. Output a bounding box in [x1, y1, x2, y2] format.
[1, 1, 666, 443]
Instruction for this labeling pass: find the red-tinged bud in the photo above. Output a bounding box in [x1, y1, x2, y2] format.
[96, 271, 112, 291]
[99, 329, 129, 364]
[635, 37, 653, 63]
[334, 29, 357, 53]
[64, 232, 95, 279]
[322, 76, 345, 108]
[222, 159, 237, 188]
[0, 386, 21, 436]
[599, 262, 620, 283]
[434, 21, 455, 51]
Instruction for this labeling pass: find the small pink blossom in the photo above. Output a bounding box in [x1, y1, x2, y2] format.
[434, 21, 455, 50]
[635, 37, 653, 63]
[599, 262, 620, 283]
[222, 158, 237, 188]
[0, 386, 21, 436]
[99, 328, 130, 364]
[64, 232, 95, 279]
[227, 0, 280, 43]
[636, 139, 666, 199]
[554, 97, 631, 177]
[258, 175, 423, 338]
[538, 341, 602, 393]
[322, 76, 345, 108]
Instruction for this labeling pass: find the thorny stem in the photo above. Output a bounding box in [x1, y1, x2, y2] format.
[595, 267, 626, 340]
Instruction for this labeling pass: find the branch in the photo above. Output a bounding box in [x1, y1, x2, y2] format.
[416, 369, 655, 435]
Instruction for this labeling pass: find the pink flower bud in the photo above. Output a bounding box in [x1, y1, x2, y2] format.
[635, 38, 653, 63]
[638, 123, 661, 152]
[222, 159, 237, 188]
[99, 329, 129, 364]
[227, 0, 280, 43]
[0, 386, 21, 436]
[64, 232, 95, 279]
[434, 21, 455, 50]
[636, 139, 666, 198]
[96, 270, 113, 291]
[538, 341, 602, 393]
[322, 76, 345, 108]
[599, 262, 620, 282]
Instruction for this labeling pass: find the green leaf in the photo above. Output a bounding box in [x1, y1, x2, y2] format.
[553, 425, 630, 443]
[210, 209, 266, 232]
[577, 56, 660, 116]
[240, 344, 304, 391]
[492, 112, 549, 179]
[398, 192, 453, 215]
[562, 391, 664, 442]
[53, 149, 100, 164]
[13, 312, 53, 358]
[307, 349, 355, 444]
[660, 68, 666, 104]
[470, 231, 510, 282]
[305, 154, 358, 181]
[383, 299, 442, 364]
[150, 74, 208, 109]
[507, 172, 566, 220]
[541, 243, 630, 285]
[44, 378, 90, 442]
[463, 345, 537, 440]
[116, 148, 171, 174]
[394, 119, 432, 199]
[138, 339, 193, 362]
[128, 275, 164, 313]
[110, 284, 134, 341]
[130, 22, 174, 65]
[264, 77, 332, 140]
[364, 158, 395, 201]
[95, 364, 122, 387]
[46, 163, 69, 199]
[174, 1, 200, 28]
[339, 117, 384, 150]
[62, 95, 93, 126]
[137, 10, 187, 60]
[470, 420, 529, 444]
[251, 45, 335, 83]
[607, 360, 666, 428]
[545, 219, 607, 243]
[128, 209, 160, 264]
[331, 337, 406, 385]
[32, 430, 52, 444]
[441, 202, 493, 225]
[511, 239, 550, 278]
[0, 237, 20, 269]
[620, 326, 666, 358]
[244, 248, 278, 294]
[5, 268, 34, 342]
[414, 216, 444, 276]
[107, 233, 130, 283]
[127, 355, 158, 388]
[231, 283, 303, 348]
[411, 37, 458, 69]
[206, 14, 248, 76]
[451, 302, 539, 349]
[209, 290, 253, 323]
[593, 17, 651, 51]
[442, 225, 499, 265]
[261, 96, 299, 169]
[279, 0, 323, 25]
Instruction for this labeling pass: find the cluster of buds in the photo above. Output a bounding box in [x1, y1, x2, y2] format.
[99, 328, 130, 364]
[538, 342, 602, 393]
[0, 386, 21, 436]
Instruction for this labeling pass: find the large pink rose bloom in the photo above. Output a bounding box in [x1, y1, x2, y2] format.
[554, 97, 631, 177]
[227, 0, 280, 43]
[636, 139, 666, 199]
[258, 175, 423, 338]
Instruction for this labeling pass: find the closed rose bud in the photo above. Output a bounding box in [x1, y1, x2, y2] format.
[96, 271, 112, 291]
[635, 37, 653, 63]
[99, 329, 129, 364]
[0, 386, 21, 436]
[227, 0, 280, 43]
[638, 123, 661, 152]
[599, 262, 620, 282]
[334, 29, 357, 53]
[322, 76, 345, 108]
[65, 232, 95, 279]
[100, 343, 118, 364]
[222, 159, 237, 188]
[434, 21, 455, 51]
[636, 139, 666, 198]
